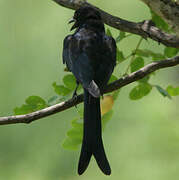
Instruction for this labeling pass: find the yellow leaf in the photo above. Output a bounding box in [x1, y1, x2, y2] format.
[100, 95, 114, 116]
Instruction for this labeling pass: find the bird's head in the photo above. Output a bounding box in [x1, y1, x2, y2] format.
[69, 6, 102, 31]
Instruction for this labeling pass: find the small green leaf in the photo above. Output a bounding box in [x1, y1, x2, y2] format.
[135, 49, 165, 60]
[76, 108, 84, 119]
[14, 105, 33, 115]
[135, 49, 153, 57]
[62, 137, 81, 150]
[107, 75, 120, 100]
[71, 118, 83, 128]
[102, 110, 113, 130]
[67, 127, 83, 140]
[138, 75, 150, 83]
[151, 53, 165, 61]
[47, 95, 58, 105]
[117, 48, 125, 62]
[116, 36, 120, 43]
[52, 82, 71, 96]
[112, 89, 120, 100]
[119, 31, 126, 40]
[14, 96, 47, 115]
[116, 31, 126, 43]
[63, 74, 76, 90]
[166, 85, 179, 96]
[62, 118, 83, 150]
[155, 85, 172, 99]
[130, 57, 144, 72]
[106, 28, 113, 37]
[150, 10, 169, 31]
[129, 83, 152, 100]
[108, 74, 118, 84]
[164, 47, 179, 58]
[25, 96, 46, 107]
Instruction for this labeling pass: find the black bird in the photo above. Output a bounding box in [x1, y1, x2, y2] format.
[63, 6, 116, 175]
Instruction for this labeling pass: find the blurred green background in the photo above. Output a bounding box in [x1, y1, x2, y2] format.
[0, 0, 178, 179]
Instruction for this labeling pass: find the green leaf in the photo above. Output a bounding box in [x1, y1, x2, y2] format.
[129, 83, 152, 100]
[138, 75, 150, 83]
[135, 49, 165, 60]
[106, 28, 113, 37]
[62, 137, 82, 150]
[63, 74, 76, 90]
[135, 49, 154, 57]
[151, 53, 165, 61]
[116, 31, 126, 43]
[71, 118, 83, 128]
[130, 57, 144, 72]
[119, 31, 126, 40]
[14, 105, 33, 115]
[108, 74, 118, 84]
[47, 95, 58, 105]
[52, 82, 71, 96]
[14, 96, 47, 115]
[107, 75, 120, 100]
[164, 47, 179, 58]
[150, 10, 169, 31]
[166, 85, 179, 96]
[62, 118, 83, 150]
[155, 85, 171, 99]
[25, 96, 47, 107]
[75, 106, 84, 119]
[67, 127, 83, 139]
[117, 48, 125, 62]
[102, 110, 113, 130]
[112, 89, 120, 100]
[116, 36, 120, 43]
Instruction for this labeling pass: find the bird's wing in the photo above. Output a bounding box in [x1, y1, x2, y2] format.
[62, 33, 100, 97]
[63, 35, 73, 71]
[95, 35, 116, 90]
[106, 36, 117, 66]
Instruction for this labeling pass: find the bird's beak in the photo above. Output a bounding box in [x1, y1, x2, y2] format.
[68, 18, 78, 31]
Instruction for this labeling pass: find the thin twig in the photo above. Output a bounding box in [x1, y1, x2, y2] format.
[125, 37, 143, 74]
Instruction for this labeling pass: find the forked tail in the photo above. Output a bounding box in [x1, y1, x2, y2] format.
[78, 89, 111, 175]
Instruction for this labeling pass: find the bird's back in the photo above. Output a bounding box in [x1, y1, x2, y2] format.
[63, 27, 116, 90]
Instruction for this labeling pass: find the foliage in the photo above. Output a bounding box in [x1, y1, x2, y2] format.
[13, 10, 179, 151]
[129, 83, 152, 100]
[150, 10, 169, 32]
[155, 85, 172, 99]
[14, 96, 47, 115]
[166, 85, 179, 96]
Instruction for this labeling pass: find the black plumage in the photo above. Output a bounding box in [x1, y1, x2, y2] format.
[63, 6, 116, 175]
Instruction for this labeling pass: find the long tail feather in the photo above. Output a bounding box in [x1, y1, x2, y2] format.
[78, 89, 111, 175]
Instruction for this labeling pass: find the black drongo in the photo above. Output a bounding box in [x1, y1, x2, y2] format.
[63, 6, 116, 175]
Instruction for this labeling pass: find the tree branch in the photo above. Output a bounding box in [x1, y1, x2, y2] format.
[140, 0, 179, 36]
[0, 55, 179, 125]
[52, 0, 179, 48]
